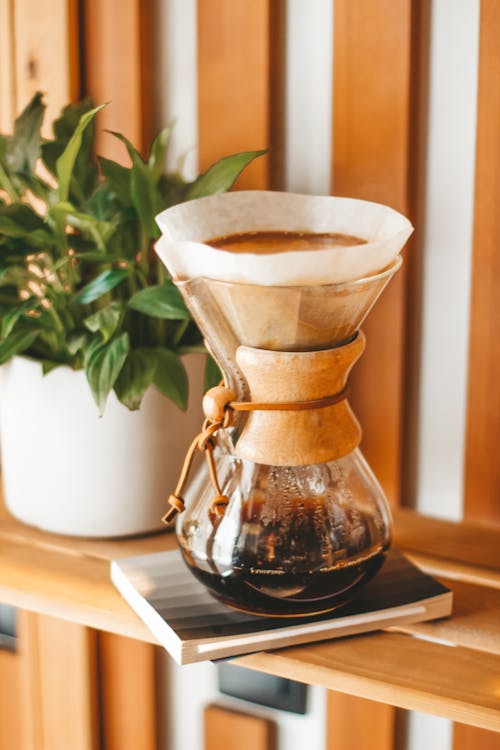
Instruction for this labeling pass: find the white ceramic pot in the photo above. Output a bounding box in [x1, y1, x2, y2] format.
[0, 354, 204, 537]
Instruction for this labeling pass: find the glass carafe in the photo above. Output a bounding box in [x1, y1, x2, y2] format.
[155, 191, 412, 616]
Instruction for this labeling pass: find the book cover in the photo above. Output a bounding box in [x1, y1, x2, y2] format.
[110, 548, 452, 665]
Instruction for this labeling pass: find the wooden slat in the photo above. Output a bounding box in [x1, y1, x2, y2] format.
[18, 612, 98, 750]
[204, 704, 276, 750]
[198, 0, 284, 189]
[331, 2, 424, 746]
[463, 0, 500, 526]
[0, 648, 23, 749]
[332, 0, 415, 505]
[327, 693, 394, 750]
[82, 0, 154, 160]
[454, 725, 500, 750]
[98, 632, 157, 750]
[457, 4, 500, 747]
[12, 0, 79, 131]
[0, 0, 16, 132]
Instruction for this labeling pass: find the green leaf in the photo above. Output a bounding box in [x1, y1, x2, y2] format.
[204, 354, 222, 391]
[7, 92, 45, 174]
[0, 327, 39, 365]
[148, 126, 171, 183]
[42, 98, 99, 202]
[157, 172, 189, 208]
[127, 283, 189, 319]
[84, 301, 122, 342]
[114, 348, 157, 410]
[0, 204, 47, 237]
[82, 334, 104, 367]
[53, 201, 115, 252]
[1, 298, 40, 339]
[75, 268, 129, 304]
[66, 330, 90, 356]
[186, 149, 267, 200]
[98, 156, 132, 205]
[108, 131, 159, 240]
[151, 348, 188, 410]
[42, 359, 61, 375]
[85, 332, 130, 414]
[56, 104, 106, 202]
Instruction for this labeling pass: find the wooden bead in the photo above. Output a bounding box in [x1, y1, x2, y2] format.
[202, 386, 236, 422]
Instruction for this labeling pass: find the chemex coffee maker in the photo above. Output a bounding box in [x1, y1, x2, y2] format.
[156, 192, 412, 617]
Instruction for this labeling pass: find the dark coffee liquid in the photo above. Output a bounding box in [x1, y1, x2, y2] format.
[185, 549, 385, 617]
[209, 230, 367, 255]
[182, 497, 387, 617]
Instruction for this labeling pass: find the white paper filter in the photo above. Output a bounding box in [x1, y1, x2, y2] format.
[155, 191, 413, 286]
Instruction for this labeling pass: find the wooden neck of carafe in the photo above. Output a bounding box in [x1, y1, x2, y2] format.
[233, 332, 365, 466]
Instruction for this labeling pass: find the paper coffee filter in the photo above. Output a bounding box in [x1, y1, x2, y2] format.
[155, 191, 413, 285]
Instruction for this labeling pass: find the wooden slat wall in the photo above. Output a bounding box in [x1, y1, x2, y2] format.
[1, 2, 498, 749]
[197, 0, 284, 189]
[455, 2, 500, 750]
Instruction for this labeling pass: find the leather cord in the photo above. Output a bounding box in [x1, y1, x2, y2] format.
[162, 385, 349, 526]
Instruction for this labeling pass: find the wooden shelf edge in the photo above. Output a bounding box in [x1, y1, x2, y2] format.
[1, 499, 499, 730]
[236, 638, 500, 733]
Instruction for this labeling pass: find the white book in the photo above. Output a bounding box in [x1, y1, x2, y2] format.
[111, 548, 452, 665]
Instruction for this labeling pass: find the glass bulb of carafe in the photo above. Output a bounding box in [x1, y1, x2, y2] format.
[177, 439, 391, 617]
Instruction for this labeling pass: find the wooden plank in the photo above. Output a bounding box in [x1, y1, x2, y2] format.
[454, 725, 500, 750]
[18, 612, 98, 750]
[204, 704, 276, 750]
[237, 632, 500, 733]
[394, 577, 500, 656]
[331, 2, 423, 745]
[197, 0, 283, 189]
[0, 0, 16, 132]
[332, 0, 415, 505]
[393, 507, 500, 574]
[0, 648, 23, 750]
[327, 692, 394, 750]
[463, 0, 500, 526]
[12, 0, 79, 132]
[82, 0, 154, 160]
[457, 5, 500, 746]
[98, 632, 157, 750]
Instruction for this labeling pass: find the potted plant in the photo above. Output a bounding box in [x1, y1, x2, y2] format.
[0, 93, 263, 537]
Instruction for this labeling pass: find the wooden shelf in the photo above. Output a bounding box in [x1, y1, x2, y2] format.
[1, 500, 499, 733]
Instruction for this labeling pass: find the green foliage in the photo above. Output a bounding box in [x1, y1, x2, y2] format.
[0, 92, 264, 412]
